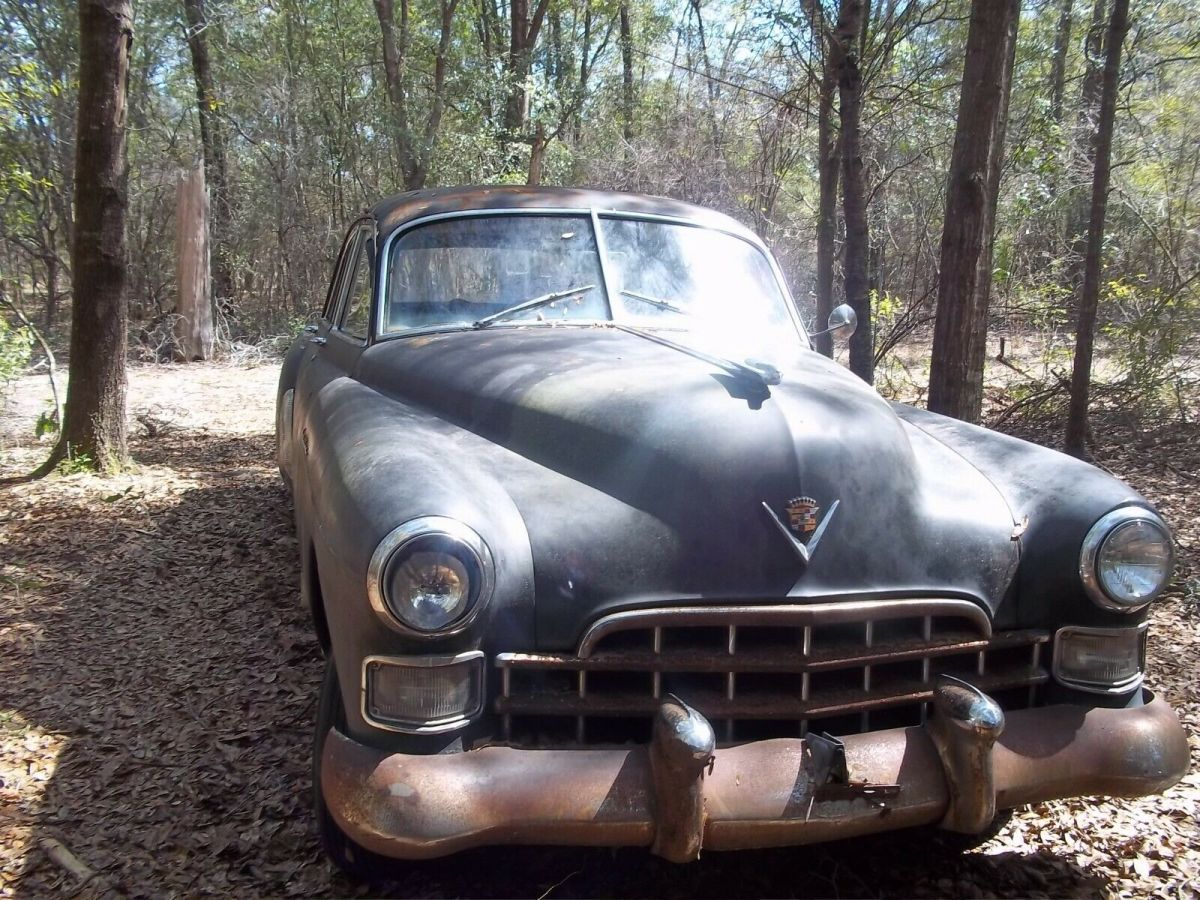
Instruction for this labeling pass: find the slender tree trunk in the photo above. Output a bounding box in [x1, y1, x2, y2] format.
[1065, 0, 1129, 456]
[36, 0, 133, 476]
[833, 0, 871, 383]
[504, 0, 550, 136]
[181, 0, 234, 309]
[815, 42, 839, 358]
[619, 1, 634, 146]
[43, 251, 59, 333]
[1066, 0, 1108, 276]
[927, 0, 1020, 422]
[689, 0, 722, 151]
[1049, 0, 1074, 124]
[374, 0, 422, 189]
[418, 0, 460, 187]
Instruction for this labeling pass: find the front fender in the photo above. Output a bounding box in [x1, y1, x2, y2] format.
[300, 376, 535, 748]
[893, 404, 1154, 631]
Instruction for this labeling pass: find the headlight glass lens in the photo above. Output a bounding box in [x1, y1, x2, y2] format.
[383, 535, 480, 632]
[1097, 519, 1172, 606]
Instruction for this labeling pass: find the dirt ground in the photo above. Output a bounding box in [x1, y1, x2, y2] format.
[0, 361, 1197, 898]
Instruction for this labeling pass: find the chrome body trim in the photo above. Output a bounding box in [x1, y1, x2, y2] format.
[360, 651, 486, 734]
[1051, 623, 1149, 694]
[1079, 505, 1173, 612]
[575, 598, 992, 658]
[366, 516, 496, 639]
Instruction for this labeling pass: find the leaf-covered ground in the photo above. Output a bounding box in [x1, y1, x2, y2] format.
[0, 362, 1196, 898]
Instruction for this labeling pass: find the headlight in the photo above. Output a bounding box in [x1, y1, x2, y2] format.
[1080, 506, 1173, 612]
[367, 517, 495, 636]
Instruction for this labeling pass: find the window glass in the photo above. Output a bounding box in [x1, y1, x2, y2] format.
[599, 217, 792, 331]
[339, 230, 374, 340]
[323, 230, 358, 321]
[386, 215, 606, 331]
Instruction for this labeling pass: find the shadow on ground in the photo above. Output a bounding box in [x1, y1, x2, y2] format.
[1, 432, 1112, 897]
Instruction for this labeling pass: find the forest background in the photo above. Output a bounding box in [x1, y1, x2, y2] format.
[0, 0, 1197, 442]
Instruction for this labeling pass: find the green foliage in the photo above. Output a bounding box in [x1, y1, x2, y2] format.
[1102, 277, 1199, 411]
[55, 448, 94, 476]
[35, 404, 58, 438]
[0, 314, 31, 389]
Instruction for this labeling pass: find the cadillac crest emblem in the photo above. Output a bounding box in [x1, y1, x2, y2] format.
[786, 496, 820, 535]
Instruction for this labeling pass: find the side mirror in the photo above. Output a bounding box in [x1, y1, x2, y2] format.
[809, 303, 858, 341]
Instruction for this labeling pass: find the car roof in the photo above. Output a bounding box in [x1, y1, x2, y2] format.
[369, 185, 761, 243]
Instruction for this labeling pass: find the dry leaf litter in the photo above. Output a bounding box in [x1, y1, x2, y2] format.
[0, 362, 1196, 898]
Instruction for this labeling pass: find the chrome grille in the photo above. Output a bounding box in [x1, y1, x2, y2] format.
[495, 599, 1049, 747]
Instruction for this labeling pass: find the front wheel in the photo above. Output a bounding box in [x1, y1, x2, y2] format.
[312, 658, 399, 881]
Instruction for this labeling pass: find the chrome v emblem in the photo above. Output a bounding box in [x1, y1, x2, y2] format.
[761, 499, 840, 569]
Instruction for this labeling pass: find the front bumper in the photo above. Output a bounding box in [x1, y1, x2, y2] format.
[321, 681, 1188, 862]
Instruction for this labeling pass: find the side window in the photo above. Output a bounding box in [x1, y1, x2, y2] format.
[338, 229, 375, 341]
[323, 229, 359, 321]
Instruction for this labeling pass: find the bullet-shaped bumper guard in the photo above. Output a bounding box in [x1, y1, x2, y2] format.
[321, 678, 1189, 862]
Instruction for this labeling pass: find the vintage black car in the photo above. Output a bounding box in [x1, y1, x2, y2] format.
[277, 186, 1187, 875]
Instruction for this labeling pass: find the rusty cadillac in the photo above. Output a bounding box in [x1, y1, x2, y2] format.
[276, 186, 1188, 876]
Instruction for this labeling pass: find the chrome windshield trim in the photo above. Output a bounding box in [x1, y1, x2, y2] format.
[373, 206, 806, 344]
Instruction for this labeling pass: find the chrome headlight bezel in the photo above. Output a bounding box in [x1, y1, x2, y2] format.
[1079, 506, 1173, 613]
[367, 516, 495, 638]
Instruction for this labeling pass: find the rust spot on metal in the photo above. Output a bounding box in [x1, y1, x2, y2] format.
[320, 693, 1187, 860]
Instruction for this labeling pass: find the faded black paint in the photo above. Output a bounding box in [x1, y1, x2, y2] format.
[279, 187, 1158, 749]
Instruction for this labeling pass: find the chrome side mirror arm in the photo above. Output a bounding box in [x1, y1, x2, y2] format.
[808, 303, 858, 341]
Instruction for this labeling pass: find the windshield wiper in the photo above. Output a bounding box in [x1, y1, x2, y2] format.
[620, 289, 694, 318]
[610, 323, 781, 389]
[473, 284, 596, 329]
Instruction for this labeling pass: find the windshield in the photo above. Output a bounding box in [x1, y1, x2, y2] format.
[382, 213, 801, 351]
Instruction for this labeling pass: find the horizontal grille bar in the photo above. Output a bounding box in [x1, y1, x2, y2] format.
[497, 629, 1045, 675]
[496, 666, 1049, 720]
[496, 601, 1050, 747]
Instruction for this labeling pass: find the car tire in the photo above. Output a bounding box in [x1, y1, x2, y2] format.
[313, 657, 399, 881]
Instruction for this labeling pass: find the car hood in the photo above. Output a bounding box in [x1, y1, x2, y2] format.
[358, 327, 1020, 649]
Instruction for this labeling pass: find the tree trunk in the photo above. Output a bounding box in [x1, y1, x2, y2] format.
[527, 123, 546, 185]
[833, 0, 871, 383]
[1066, 0, 1108, 283]
[176, 163, 214, 361]
[419, 0, 460, 187]
[43, 251, 60, 333]
[815, 38, 839, 358]
[181, 0, 234, 309]
[373, 0, 419, 189]
[504, 0, 550, 137]
[927, 0, 1021, 422]
[1065, 0, 1129, 456]
[619, 1, 634, 146]
[1049, 0, 1074, 124]
[38, 0, 133, 476]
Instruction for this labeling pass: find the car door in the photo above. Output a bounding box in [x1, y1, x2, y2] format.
[290, 220, 376, 498]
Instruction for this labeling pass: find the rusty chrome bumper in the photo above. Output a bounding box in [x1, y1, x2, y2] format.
[321, 681, 1188, 862]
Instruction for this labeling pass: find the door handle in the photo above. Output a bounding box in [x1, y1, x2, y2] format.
[303, 324, 319, 334]
[308, 336, 327, 346]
